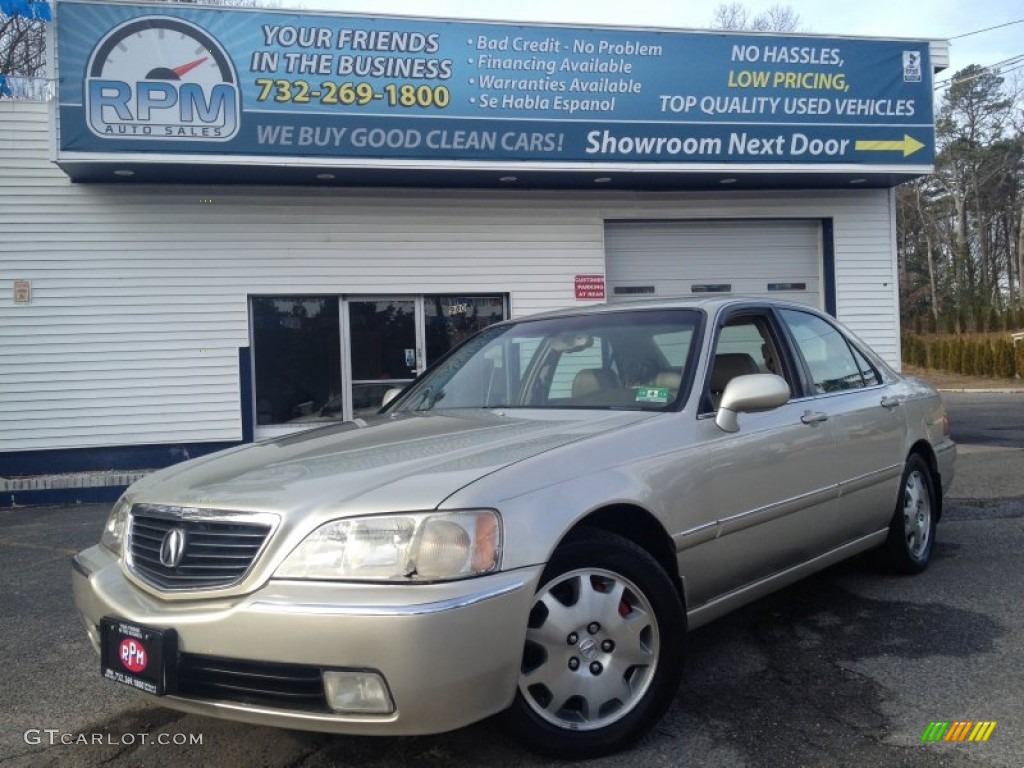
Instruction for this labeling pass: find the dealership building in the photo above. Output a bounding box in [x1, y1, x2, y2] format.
[0, 1, 946, 505]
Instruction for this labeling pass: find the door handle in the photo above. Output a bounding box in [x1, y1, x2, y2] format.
[801, 410, 829, 425]
[880, 396, 901, 410]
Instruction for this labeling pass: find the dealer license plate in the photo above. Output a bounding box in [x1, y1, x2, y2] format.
[100, 617, 177, 695]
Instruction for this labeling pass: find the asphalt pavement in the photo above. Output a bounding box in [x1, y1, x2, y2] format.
[1, 392, 1021, 767]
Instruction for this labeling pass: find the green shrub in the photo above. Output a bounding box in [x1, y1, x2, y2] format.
[977, 341, 994, 377]
[899, 332, 1021, 379]
[995, 339, 1015, 378]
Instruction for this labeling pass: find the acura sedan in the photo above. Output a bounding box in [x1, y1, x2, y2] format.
[71, 297, 955, 758]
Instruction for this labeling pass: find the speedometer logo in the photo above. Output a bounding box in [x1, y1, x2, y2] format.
[85, 16, 239, 141]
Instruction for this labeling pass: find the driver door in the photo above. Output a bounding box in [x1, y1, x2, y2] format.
[678, 309, 840, 608]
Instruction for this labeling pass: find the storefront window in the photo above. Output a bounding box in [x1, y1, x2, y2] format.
[425, 295, 506, 364]
[252, 297, 340, 425]
[251, 294, 506, 427]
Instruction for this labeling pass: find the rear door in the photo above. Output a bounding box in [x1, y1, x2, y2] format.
[776, 308, 906, 542]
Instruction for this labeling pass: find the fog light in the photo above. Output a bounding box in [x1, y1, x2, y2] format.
[323, 670, 394, 714]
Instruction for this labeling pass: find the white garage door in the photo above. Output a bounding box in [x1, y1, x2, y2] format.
[605, 220, 822, 308]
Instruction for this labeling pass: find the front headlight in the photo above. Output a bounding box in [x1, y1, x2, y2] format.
[275, 510, 501, 582]
[100, 496, 131, 555]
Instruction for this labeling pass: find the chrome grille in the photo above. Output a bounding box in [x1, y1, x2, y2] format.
[127, 505, 275, 591]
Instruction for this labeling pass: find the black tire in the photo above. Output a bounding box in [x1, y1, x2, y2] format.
[880, 454, 937, 574]
[503, 529, 685, 759]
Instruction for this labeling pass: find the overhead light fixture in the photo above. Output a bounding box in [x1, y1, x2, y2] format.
[113, 169, 135, 177]
[593, 177, 612, 183]
[316, 173, 336, 180]
[719, 178, 737, 185]
[499, 176, 517, 183]
[850, 178, 867, 184]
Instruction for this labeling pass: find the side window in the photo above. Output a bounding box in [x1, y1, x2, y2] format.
[716, 322, 773, 370]
[547, 337, 608, 400]
[705, 316, 786, 410]
[780, 309, 869, 393]
[503, 337, 544, 405]
[652, 328, 693, 368]
[482, 336, 544, 406]
[850, 344, 882, 386]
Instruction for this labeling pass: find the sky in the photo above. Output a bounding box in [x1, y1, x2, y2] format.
[283, 0, 1024, 89]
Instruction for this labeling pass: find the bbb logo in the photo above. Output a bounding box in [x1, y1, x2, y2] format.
[85, 16, 239, 141]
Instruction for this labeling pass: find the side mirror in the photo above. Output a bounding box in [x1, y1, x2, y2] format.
[715, 374, 790, 433]
[381, 387, 403, 408]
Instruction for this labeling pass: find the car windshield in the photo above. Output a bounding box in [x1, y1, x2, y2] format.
[390, 308, 702, 412]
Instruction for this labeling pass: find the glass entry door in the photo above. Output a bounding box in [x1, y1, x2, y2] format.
[344, 295, 507, 420]
[347, 298, 421, 419]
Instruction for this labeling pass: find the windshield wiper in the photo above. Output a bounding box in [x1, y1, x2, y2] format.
[411, 386, 446, 411]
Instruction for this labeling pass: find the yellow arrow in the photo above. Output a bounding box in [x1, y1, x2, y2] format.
[854, 135, 926, 157]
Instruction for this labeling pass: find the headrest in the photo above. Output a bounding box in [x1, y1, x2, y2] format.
[650, 371, 682, 391]
[571, 368, 619, 398]
[710, 353, 758, 392]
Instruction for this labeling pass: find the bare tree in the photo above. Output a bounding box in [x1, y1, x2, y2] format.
[2, 0, 279, 85]
[711, 3, 806, 32]
[898, 65, 1023, 332]
[1, 12, 46, 78]
[711, 2, 750, 30]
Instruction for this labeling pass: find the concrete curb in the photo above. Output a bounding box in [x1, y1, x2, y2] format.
[937, 388, 1024, 394]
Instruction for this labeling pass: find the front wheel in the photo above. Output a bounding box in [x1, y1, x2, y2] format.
[503, 529, 685, 758]
[880, 454, 938, 574]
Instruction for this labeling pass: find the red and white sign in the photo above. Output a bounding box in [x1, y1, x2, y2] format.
[119, 638, 148, 673]
[574, 274, 605, 300]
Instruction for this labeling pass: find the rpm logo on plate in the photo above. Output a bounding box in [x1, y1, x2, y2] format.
[119, 637, 148, 673]
[85, 16, 240, 141]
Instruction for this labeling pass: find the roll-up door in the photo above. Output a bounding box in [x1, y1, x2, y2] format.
[605, 220, 822, 307]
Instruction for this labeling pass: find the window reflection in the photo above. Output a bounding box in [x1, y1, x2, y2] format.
[252, 295, 507, 426]
[425, 296, 505, 365]
[349, 300, 417, 381]
[252, 297, 340, 425]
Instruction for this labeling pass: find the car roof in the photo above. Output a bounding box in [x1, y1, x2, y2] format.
[504, 296, 818, 323]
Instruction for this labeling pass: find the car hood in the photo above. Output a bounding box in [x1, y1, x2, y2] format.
[129, 409, 655, 516]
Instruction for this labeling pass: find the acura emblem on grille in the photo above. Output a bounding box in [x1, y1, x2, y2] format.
[159, 528, 187, 568]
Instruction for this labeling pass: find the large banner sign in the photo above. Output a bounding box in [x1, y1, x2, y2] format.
[55, 1, 935, 170]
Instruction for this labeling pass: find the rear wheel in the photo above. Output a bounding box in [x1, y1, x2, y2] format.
[503, 529, 685, 758]
[881, 454, 937, 574]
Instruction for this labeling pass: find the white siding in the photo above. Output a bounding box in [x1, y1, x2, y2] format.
[1, 101, 899, 453]
[1, 102, 607, 453]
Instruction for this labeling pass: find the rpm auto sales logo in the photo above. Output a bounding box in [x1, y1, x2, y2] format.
[118, 637, 148, 673]
[85, 16, 239, 141]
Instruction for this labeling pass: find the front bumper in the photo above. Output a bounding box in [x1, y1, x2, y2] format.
[72, 545, 543, 735]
